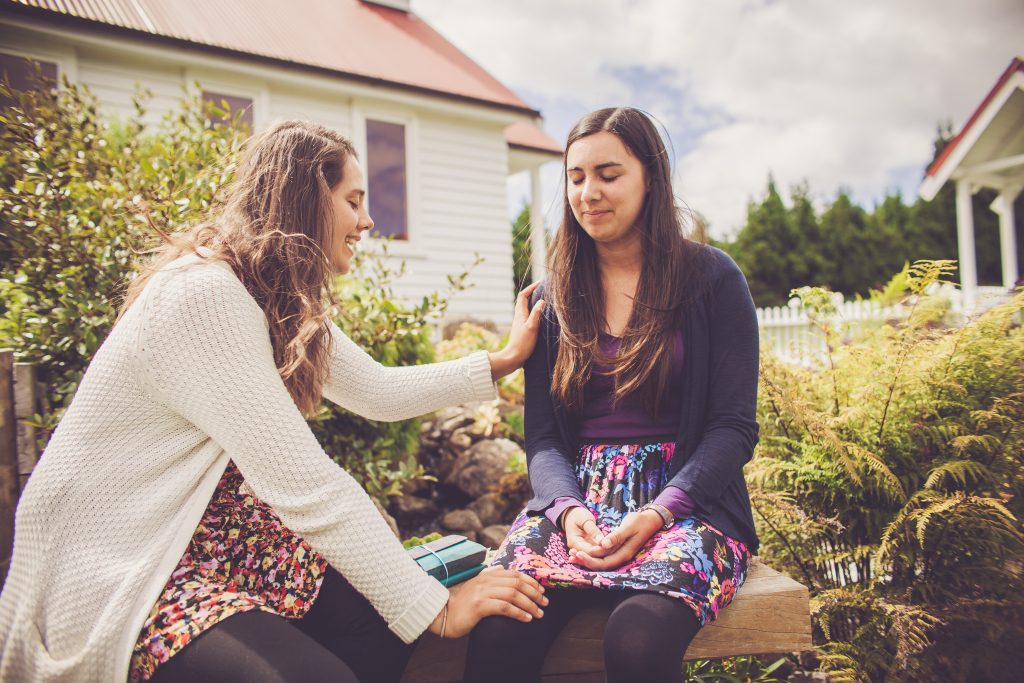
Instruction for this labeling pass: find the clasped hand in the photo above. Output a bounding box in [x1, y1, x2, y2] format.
[562, 506, 663, 571]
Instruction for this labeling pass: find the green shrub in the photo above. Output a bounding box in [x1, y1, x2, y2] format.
[0, 78, 475, 501]
[0, 77, 247, 417]
[311, 245, 477, 501]
[750, 261, 1023, 682]
[437, 321, 524, 403]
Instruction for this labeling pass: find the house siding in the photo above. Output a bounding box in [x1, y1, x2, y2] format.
[1, 19, 520, 326]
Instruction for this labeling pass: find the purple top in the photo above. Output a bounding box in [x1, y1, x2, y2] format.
[545, 329, 694, 528]
[577, 331, 685, 439]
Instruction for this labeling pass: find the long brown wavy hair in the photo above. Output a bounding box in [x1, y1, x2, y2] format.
[548, 107, 709, 416]
[120, 120, 355, 415]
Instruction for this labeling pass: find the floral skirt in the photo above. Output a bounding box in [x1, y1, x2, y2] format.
[490, 441, 750, 625]
[128, 462, 328, 681]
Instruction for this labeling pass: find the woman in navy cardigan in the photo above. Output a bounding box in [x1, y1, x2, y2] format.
[465, 107, 761, 683]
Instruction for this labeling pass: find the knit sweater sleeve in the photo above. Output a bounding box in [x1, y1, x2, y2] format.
[322, 323, 496, 421]
[134, 263, 448, 643]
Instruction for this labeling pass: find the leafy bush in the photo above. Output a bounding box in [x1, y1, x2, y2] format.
[0, 76, 247, 417]
[311, 246, 477, 501]
[0, 77, 475, 501]
[750, 261, 1023, 682]
[437, 321, 524, 403]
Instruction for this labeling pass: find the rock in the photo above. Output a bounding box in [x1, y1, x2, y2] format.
[449, 429, 473, 450]
[468, 492, 508, 527]
[447, 438, 523, 499]
[372, 497, 400, 538]
[440, 509, 483, 533]
[400, 477, 431, 497]
[389, 494, 438, 523]
[442, 317, 498, 339]
[439, 411, 474, 436]
[479, 524, 511, 549]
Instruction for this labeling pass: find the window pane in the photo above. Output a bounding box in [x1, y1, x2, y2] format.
[366, 119, 408, 240]
[0, 53, 58, 108]
[201, 90, 254, 128]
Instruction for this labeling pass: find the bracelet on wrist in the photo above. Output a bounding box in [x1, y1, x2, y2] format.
[638, 502, 675, 531]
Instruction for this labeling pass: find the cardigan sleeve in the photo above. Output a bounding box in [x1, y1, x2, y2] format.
[524, 292, 585, 512]
[135, 263, 447, 644]
[667, 253, 760, 514]
[321, 322, 495, 421]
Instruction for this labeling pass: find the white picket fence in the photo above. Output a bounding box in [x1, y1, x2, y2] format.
[756, 286, 1008, 366]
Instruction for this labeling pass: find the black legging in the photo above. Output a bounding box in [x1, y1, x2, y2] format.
[464, 589, 701, 683]
[148, 565, 414, 683]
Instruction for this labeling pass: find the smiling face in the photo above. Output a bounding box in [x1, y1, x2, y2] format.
[327, 155, 374, 274]
[566, 130, 647, 252]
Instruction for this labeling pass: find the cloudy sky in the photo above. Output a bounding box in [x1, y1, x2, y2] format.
[415, 0, 1022, 239]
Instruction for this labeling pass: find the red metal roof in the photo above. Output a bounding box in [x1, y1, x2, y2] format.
[6, 0, 537, 115]
[505, 121, 562, 156]
[926, 56, 1024, 178]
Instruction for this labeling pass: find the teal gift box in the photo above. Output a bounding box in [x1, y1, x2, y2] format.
[407, 534, 487, 586]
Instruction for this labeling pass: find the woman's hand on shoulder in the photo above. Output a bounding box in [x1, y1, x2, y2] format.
[431, 567, 547, 638]
[568, 510, 662, 571]
[488, 281, 545, 381]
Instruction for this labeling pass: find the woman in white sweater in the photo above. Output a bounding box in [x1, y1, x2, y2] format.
[0, 120, 548, 683]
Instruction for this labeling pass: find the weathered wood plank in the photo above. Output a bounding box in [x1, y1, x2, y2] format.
[13, 362, 40, 489]
[402, 560, 812, 683]
[1, 350, 20, 585]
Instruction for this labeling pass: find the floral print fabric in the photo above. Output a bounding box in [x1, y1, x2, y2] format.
[490, 441, 750, 625]
[128, 462, 327, 681]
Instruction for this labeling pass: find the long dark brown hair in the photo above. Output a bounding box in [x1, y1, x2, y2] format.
[120, 120, 355, 415]
[548, 107, 708, 415]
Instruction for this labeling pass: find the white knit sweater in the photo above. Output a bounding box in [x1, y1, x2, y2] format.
[0, 256, 496, 682]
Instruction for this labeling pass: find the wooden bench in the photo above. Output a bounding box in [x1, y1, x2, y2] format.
[402, 559, 812, 682]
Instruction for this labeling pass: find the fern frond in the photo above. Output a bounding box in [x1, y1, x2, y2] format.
[924, 459, 992, 491]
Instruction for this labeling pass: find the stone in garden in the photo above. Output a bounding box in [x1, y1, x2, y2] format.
[479, 524, 511, 550]
[447, 438, 523, 499]
[438, 410, 474, 436]
[389, 494, 438, 523]
[468, 492, 508, 527]
[448, 429, 473, 450]
[441, 509, 483, 533]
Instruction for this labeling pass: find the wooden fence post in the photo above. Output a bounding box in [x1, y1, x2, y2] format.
[1, 350, 20, 583]
[13, 363, 40, 491]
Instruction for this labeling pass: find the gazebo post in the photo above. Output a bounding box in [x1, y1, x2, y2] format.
[955, 178, 979, 306]
[991, 189, 1020, 288]
[530, 166, 547, 281]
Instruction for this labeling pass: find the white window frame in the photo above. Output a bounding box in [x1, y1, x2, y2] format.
[0, 44, 76, 86]
[353, 102, 421, 257]
[183, 67, 269, 130]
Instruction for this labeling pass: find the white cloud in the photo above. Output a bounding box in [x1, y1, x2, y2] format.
[415, 0, 1024, 237]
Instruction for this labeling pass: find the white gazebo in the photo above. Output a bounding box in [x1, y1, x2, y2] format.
[919, 57, 1023, 306]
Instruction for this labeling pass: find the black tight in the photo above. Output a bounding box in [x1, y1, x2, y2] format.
[464, 589, 701, 683]
[148, 565, 414, 683]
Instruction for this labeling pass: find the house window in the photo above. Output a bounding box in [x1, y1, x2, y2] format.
[201, 90, 254, 128]
[366, 119, 408, 240]
[0, 53, 58, 107]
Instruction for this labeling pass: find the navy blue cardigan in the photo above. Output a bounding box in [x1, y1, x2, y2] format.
[523, 246, 761, 552]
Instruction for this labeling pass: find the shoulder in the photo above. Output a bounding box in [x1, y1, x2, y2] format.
[144, 255, 265, 326]
[701, 244, 745, 281]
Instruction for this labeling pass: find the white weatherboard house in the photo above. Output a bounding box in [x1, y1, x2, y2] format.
[0, 0, 562, 326]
